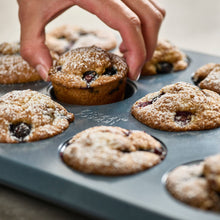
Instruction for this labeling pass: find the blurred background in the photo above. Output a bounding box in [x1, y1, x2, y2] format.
[1, 0, 220, 56]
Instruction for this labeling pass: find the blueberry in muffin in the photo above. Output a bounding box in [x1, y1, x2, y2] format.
[49, 46, 128, 105]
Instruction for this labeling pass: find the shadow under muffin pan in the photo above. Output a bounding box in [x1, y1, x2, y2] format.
[0, 50, 220, 220]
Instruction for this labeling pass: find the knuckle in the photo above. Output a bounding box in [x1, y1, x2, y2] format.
[128, 15, 141, 28]
[153, 11, 164, 24]
[160, 8, 166, 18]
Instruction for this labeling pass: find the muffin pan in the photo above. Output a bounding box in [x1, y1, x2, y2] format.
[0, 50, 219, 220]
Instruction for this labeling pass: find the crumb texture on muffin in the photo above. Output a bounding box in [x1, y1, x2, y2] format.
[0, 89, 74, 143]
[62, 126, 165, 175]
[46, 25, 117, 55]
[142, 40, 188, 75]
[131, 82, 220, 131]
[0, 42, 42, 84]
[166, 155, 220, 212]
[192, 63, 220, 94]
[49, 46, 128, 105]
[204, 154, 220, 193]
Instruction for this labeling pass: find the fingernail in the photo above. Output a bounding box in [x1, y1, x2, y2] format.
[36, 64, 49, 81]
[134, 72, 141, 81]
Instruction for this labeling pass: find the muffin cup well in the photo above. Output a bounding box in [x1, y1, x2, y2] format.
[52, 77, 127, 105]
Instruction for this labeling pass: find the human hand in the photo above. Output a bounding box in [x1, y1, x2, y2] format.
[17, 0, 165, 81]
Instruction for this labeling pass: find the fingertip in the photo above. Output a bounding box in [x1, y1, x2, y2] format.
[134, 72, 141, 81]
[124, 51, 145, 81]
[36, 64, 49, 81]
[20, 42, 52, 81]
[128, 70, 141, 81]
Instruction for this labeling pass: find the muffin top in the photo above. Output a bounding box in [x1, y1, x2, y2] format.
[192, 63, 220, 94]
[0, 42, 41, 84]
[0, 42, 20, 55]
[62, 126, 165, 175]
[46, 25, 117, 55]
[192, 63, 218, 83]
[131, 82, 220, 131]
[142, 39, 188, 75]
[166, 162, 220, 212]
[49, 46, 128, 88]
[0, 42, 58, 84]
[204, 154, 220, 192]
[0, 89, 74, 143]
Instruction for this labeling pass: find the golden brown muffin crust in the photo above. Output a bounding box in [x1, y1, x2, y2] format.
[204, 154, 220, 193]
[131, 82, 220, 131]
[49, 46, 127, 88]
[193, 63, 220, 94]
[166, 162, 220, 212]
[0, 89, 74, 143]
[0, 42, 42, 84]
[46, 25, 117, 55]
[142, 40, 188, 75]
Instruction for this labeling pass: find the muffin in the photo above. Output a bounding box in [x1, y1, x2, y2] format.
[166, 156, 220, 212]
[131, 82, 220, 131]
[192, 63, 220, 94]
[0, 42, 42, 84]
[203, 154, 220, 193]
[62, 126, 166, 175]
[49, 46, 128, 105]
[141, 40, 188, 75]
[0, 42, 58, 84]
[46, 25, 117, 55]
[0, 89, 74, 143]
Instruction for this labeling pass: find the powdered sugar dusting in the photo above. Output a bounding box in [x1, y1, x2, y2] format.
[131, 82, 220, 131]
[199, 66, 220, 94]
[46, 25, 117, 55]
[49, 46, 128, 88]
[0, 89, 74, 143]
[166, 160, 220, 211]
[63, 126, 164, 175]
[142, 39, 188, 75]
[0, 42, 41, 84]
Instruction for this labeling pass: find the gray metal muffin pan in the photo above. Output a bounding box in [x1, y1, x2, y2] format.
[0, 50, 219, 220]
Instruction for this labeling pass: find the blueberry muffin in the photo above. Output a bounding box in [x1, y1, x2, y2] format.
[141, 40, 188, 75]
[192, 63, 220, 94]
[204, 154, 220, 193]
[166, 162, 220, 212]
[0, 89, 74, 143]
[0, 42, 58, 84]
[49, 46, 128, 105]
[131, 82, 220, 131]
[62, 126, 166, 175]
[0, 42, 42, 84]
[46, 25, 117, 55]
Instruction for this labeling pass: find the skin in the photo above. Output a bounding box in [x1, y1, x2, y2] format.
[17, 0, 165, 81]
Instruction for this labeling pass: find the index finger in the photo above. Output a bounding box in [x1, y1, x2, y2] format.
[75, 0, 147, 80]
[17, 0, 74, 80]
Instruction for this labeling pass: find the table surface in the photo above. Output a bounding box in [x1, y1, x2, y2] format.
[0, 1, 220, 219]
